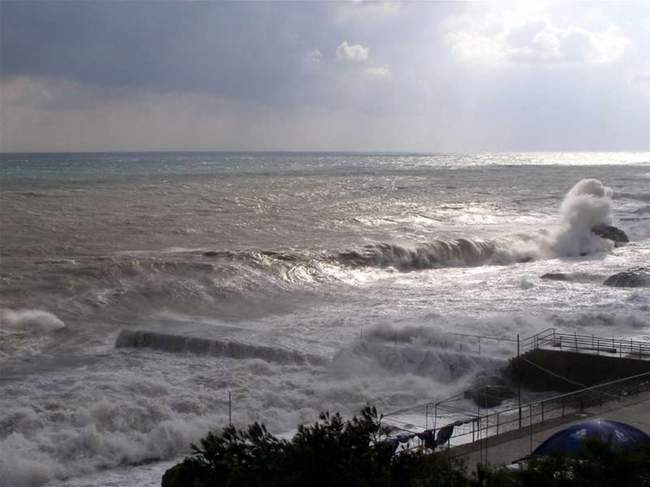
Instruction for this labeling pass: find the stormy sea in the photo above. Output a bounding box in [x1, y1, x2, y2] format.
[1, 152, 648, 486]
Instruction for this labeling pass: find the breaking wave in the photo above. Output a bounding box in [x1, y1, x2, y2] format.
[336, 239, 498, 270]
[0, 395, 224, 487]
[546, 178, 614, 256]
[0, 309, 65, 332]
[337, 179, 612, 271]
[333, 324, 506, 382]
[7, 179, 626, 324]
[334, 179, 620, 270]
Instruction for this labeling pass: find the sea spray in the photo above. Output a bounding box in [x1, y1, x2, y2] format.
[546, 178, 615, 257]
[335, 178, 621, 270]
[0, 309, 66, 332]
[332, 324, 506, 382]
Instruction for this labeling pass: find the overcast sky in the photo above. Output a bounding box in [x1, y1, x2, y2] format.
[1, 1, 648, 152]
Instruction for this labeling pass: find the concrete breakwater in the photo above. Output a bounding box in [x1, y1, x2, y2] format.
[507, 348, 650, 392]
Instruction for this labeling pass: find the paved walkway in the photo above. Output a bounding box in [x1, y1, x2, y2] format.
[455, 390, 650, 467]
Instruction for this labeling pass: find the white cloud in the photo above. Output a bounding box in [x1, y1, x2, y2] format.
[365, 65, 391, 79]
[306, 49, 323, 64]
[336, 41, 369, 62]
[445, 8, 629, 66]
[336, 1, 402, 23]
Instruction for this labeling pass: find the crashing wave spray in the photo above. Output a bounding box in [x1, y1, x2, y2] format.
[336, 178, 621, 271]
[332, 324, 505, 382]
[0, 308, 66, 332]
[543, 178, 615, 257]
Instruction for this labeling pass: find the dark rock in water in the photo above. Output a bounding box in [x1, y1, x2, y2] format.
[203, 250, 220, 257]
[464, 373, 515, 408]
[591, 224, 629, 244]
[604, 267, 650, 288]
[541, 273, 570, 281]
[464, 385, 515, 409]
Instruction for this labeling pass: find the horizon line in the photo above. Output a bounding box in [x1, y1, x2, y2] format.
[1, 149, 649, 155]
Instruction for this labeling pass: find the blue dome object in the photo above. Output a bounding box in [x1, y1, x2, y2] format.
[533, 419, 650, 456]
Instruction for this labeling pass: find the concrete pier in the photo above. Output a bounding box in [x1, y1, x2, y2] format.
[455, 389, 650, 467]
[508, 348, 650, 391]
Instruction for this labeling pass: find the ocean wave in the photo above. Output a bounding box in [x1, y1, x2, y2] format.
[0, 398, 222, 487]
[2, 179, 629, 323]
[332, 325, 505, 382]
[613, 191, 650, 203]
[550, 312, 649, 330]
[334, 179, 621, 271]
[336, 239, 498, 270]
[0, 309, 66, 332]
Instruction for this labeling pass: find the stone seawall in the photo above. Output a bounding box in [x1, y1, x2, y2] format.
[507, 349, 650, 391]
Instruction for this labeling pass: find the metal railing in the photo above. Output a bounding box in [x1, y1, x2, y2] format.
[522, 328, 650, 360]
[384, 328, 650, 453]
[444, 331, 518, 356]
[426, 370, 650, 449]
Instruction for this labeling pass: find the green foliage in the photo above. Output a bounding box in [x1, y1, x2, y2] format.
[162, 405, 468, 487]
[162, 408, 650, 487]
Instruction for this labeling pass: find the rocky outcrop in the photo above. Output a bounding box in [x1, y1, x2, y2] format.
[464, 385, 516, 409]
[604, 267, 650, 288]
[591, 224, 629, 244]
[464, 373, 516, 408]
[541, 273, 570, 281]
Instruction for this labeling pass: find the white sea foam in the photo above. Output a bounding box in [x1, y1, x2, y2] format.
[0, 400, 220, 487]
[0, 309, 66, 332]
[502, 178, 617, 260]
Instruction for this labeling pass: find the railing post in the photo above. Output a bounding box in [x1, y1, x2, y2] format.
[496, 412, 499, 436]
[529, 404, 534, 453]
[541, 401, 544, 422]
[478, 337, 481, 355]
[517, 334, 522, 429]
[433, 404, 438, 432]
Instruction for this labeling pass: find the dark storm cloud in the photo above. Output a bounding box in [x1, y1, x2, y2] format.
[0, 1, 648, 151]
[0, 1, 333, 104]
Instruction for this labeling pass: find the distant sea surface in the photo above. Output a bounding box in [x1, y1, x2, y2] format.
[1, 152, 649, 486]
